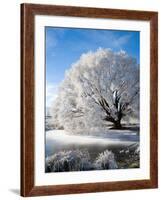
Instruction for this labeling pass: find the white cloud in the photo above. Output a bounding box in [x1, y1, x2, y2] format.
[113, 34, 131, 48]
[46, 34, 57, 49]
[82, 30, 132, 50]
[46, 83, 58, 107]
[46, 28, 65, 50]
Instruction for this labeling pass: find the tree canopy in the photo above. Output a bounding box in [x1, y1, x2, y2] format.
[50, 48, 139, 131]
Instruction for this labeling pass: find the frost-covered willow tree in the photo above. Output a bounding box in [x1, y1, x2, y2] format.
[50, 48, 139, 130]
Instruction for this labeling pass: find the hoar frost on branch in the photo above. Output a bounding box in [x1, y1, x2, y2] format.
[50, 48, 139, 131]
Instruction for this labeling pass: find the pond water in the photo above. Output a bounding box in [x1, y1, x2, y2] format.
[45, 129, 139, 161]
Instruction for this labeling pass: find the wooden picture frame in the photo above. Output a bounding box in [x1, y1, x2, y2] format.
[21, 3, 158, 197]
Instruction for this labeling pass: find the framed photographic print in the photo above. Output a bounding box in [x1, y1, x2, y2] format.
[21, 3, 158, 197]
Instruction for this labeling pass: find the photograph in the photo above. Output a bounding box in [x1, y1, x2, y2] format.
[45, 27, 140, 173]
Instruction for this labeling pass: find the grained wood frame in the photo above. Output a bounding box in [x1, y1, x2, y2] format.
[21, 3, 158, 197]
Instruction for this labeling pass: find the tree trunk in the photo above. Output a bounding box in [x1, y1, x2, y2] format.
[113, 120, 122, 129]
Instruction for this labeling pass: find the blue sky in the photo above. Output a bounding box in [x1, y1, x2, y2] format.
[46, 27, 140, 107]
